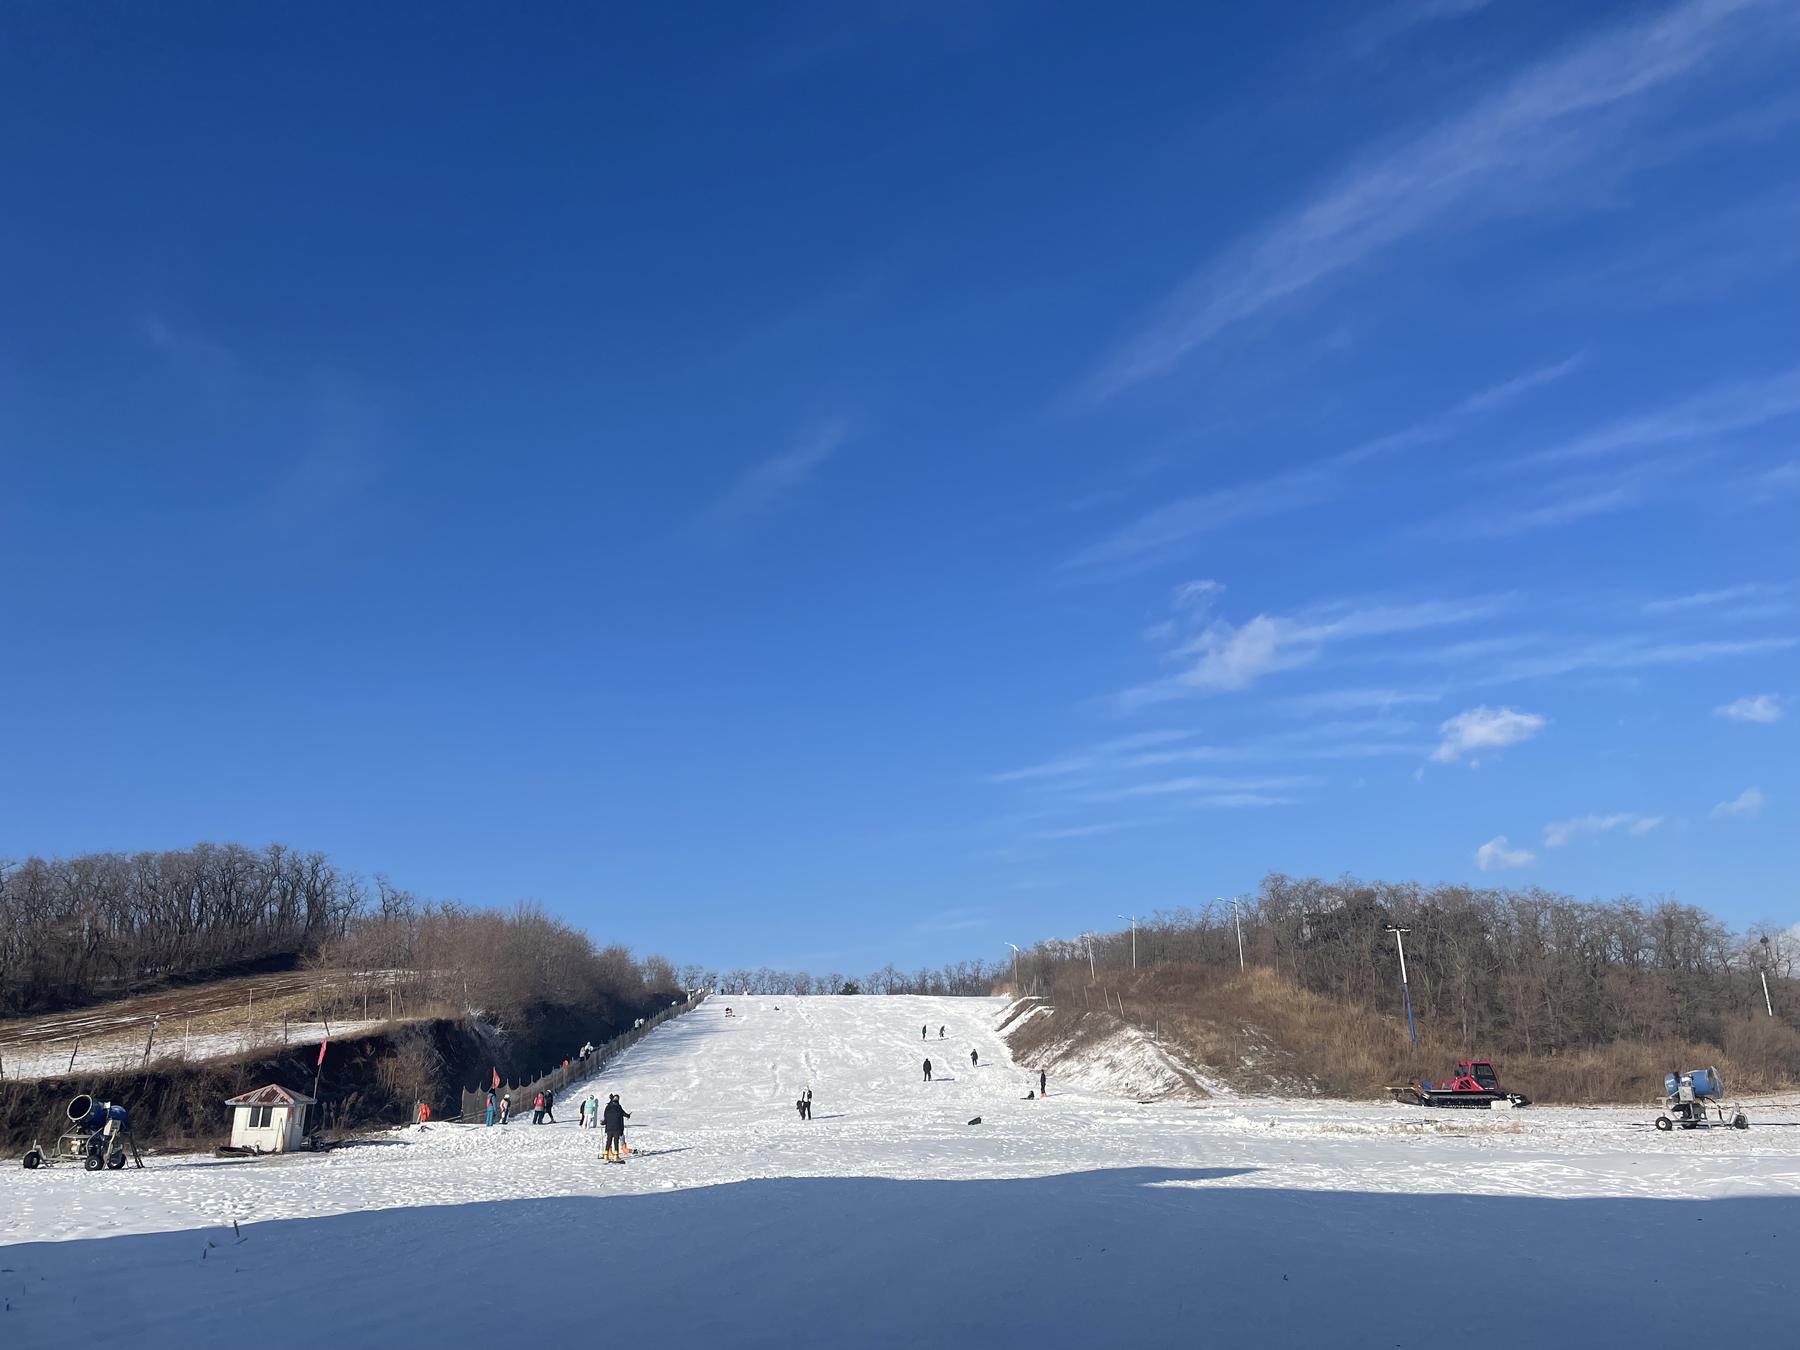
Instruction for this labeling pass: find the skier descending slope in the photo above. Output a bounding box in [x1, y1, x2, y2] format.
[602, 1093, 630, 1162]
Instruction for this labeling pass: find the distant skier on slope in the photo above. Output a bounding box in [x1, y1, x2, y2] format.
[578, 1097, 589, 1129]
[939, 1026, 945, 1038]
[970, 1049, 979, 1068]
[922, 1025, 928, 1039]
[602, 1093, 631, 1161]
[542, 1089, 556, 1124]
[924, 1058, 932, 1082]
[587, 1093, 601, 1128]
[803, 1087, 813, 1119]
[499, 1093, 511, 1125]
[1039, 1069, 1047, 1097]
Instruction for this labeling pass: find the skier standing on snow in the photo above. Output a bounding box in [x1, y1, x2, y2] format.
[542, 1089, 556, 1124]
[587, 1092, 600, 1128]
[923, 1058, 932, 1082]
[970, 1049, 979, 1068]
[922, 1025, 927, 1039]
[578, 1097, 589, 1129]
[1039, 1069, 1047, 1097]
[939, 1026, 945, 1038]
[499, 1093, 511, 1125]
[803, 1087, 813, 1120]
[532, 1091, 545, 1124]
[602, 1093, 630, 1161]
[485, 1090, 496, 1127]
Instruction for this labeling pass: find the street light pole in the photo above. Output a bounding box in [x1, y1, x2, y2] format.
[1386, 925, 1417, 1044]
[1005, 942, 1022, 994]
[1761, 936, 1775, 1017]
[1220, 896, 1245, 971]
[1117, 914, 1136, 970]
[1084, 936, 1096, 982]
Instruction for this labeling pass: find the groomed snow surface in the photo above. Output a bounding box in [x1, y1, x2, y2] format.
[4, 995, 1796, 1348]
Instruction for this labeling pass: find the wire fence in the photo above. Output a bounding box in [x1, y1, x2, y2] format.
[458, 993, 705, 1122]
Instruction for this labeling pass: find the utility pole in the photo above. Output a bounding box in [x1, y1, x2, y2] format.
[1761, 936, 1775, 1017]
[1005, 942, 1022, 994]
[1084, 936, 1096, 982]
[1386, 925, 1417, 1044]
[1221, 895, 1245, 971]
[1117, 914, 1136, 970]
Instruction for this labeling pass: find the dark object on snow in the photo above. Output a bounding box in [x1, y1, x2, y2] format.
[1389, 1060, 1529, 1110]
[923, 1059, 932, 1081]
[970, 1049, 978, 1067]
[967, 1117, 982, 1125]
[1039, 1070, 1047, 1096]
[1024, 1091, 1035, 1100]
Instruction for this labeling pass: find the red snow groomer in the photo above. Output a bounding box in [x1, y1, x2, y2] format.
[1389, 1060, 1531, 1110]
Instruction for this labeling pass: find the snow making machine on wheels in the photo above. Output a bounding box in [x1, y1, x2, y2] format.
[1389, 1060, 1531, 1110]
[1654, 1067, 1748, 1132]
[20, 1094, 144, 1171]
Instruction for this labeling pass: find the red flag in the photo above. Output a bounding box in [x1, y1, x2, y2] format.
[317, 1038, 328, 1067]
[491, 1067, 501, 1089]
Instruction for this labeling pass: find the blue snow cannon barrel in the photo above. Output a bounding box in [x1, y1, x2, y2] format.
[1689, 1067, 1722, 1099]
[66, 1095, 127, 1129]
[1663, 1072, 1679, 1097]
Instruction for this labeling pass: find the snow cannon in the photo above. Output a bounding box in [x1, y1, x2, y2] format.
[68, 1095, 129, 1130]
[1654, 1067, 1746, 1132]
[1662, 1067, 1722, 1101]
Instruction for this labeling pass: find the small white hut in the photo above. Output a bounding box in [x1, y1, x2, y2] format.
[224, 1084, 315, 1153]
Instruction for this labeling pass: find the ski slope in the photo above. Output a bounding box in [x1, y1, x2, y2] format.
[4, 995, 1798, 1348]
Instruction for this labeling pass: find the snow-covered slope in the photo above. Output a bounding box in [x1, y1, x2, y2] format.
[4, 994, 1798, 1349]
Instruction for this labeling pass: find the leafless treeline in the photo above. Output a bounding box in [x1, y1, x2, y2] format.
[312, 881, 679, 1025]
[1015, 874, 1796, 1053]
[682, 959, 1002, 998]
[0, 844, 360, 1015]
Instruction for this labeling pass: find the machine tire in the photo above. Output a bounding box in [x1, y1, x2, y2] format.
[83, 1151, 105, 1171]
[1654, 1116, 1673, 1132]
[1733, 1113, 1749, 1130]
[23, 1150, 42, 1169]
[106, 1151, 127, 1170]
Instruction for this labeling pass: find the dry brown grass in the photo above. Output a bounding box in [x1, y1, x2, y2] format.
[1055, 964, 1800, 1104]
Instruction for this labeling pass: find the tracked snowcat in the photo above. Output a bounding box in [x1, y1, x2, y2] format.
[1389, 1059, 1530, 1110]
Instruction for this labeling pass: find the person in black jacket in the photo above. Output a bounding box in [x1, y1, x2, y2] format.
[923, 1058, 932, 1082]
[970, 1048, 979, 1068]
[1039, 1069, 1047, 1097]
[541, 1089, 556, 1124]
[602, 1093, 630, 1161]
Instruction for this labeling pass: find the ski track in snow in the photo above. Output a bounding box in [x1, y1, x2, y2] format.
[3, 995, 1798, 1347]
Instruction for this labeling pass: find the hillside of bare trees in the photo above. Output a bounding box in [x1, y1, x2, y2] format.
[1007, 874, 1800, 1102]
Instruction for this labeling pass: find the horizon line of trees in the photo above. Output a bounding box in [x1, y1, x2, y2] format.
[0, 843, 683, 1021]
[1010, 873, 1797, 1054]
[677, 959, 1003, 998]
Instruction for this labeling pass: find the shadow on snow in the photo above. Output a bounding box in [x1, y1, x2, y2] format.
[5, 1168, 1794, 1349]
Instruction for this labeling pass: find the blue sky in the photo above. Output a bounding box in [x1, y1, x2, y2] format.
[2, 0, 1795, 973]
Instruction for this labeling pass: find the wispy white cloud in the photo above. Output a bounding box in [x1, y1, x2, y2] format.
[1071, 358, 1581, 572]
[988, 730, 1199, 784]
[1717, 693, 1784, 723]
[1643, 582, 1782, 614]
[1543, 813, 1664, 848]
[1084, 774, 1320, 803]
[1712, 786, 1766, 819]
[137, 314, 236, 380]
[1518, 365, 1800, 467]
[1430, 706, 1546, 764]
[1481, 635, 1798, 685]
[1031, 820, 1156, 841]
[1352, 0, 1497, 55]
[1126, 596, 1504, 704]
[1278, 687, 1444, 715]
[693, 422, 849, 530]
[1089, 0, 1782, 397]
[1475, 835, 1535, 871]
